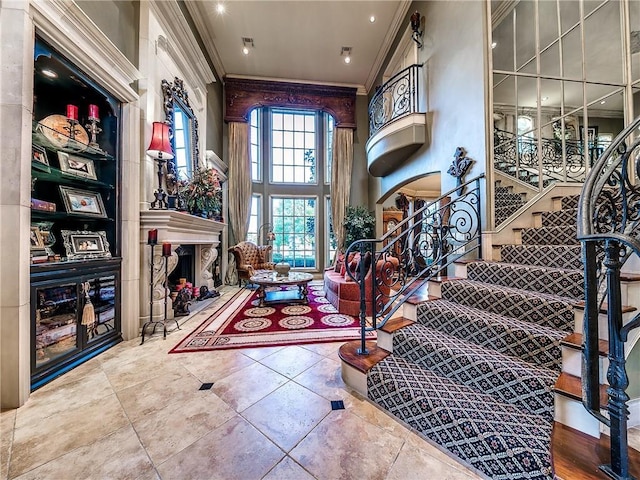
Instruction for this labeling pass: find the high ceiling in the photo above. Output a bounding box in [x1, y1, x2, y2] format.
[184, 0, 409, 93]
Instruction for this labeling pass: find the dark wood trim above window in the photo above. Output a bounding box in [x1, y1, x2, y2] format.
[224, 77, 357, 128]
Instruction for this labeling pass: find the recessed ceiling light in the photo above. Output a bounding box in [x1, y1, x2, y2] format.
[41, 69, 57, 78]
[242, 37, 254, 55]
[242, 46, 249, 55]
[341, 46, 352, 64]
[344, 56, 351, 64]
[600, 100, 606, 104]
[370, 15, 376, 23]
[491, 42, 497, 49]
[542, 96, 549, 101]
[216, 3, 225, 14]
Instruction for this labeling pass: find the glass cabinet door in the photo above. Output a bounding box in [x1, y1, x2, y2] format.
[86, 274, 117, 343]
[34, 283, 79, 368]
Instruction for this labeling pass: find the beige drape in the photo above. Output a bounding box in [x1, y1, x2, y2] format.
[330, 127, 354, 261]
[228, 121, 252, 243]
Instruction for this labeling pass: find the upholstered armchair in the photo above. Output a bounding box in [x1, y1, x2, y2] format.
[228, 241, 276, 286]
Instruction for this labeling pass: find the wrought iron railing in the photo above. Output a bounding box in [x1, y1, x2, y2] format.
[578, 118, 640, 480]
[494, 128, 592, 186]
[345, 175, 484, 355]
[369, 64, 423, 136]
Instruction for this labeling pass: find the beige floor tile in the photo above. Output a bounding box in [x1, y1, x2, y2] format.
[402, 430, 482, 474]
[293, 356, 348, 401]
[11, 425, 155, 480]
[9, 393, 129, 478]
[240, 345, 285, 361]
[1, 409, 16, 480]
[242, 381, 331, 452]
[14, 368, 113, 430]
[117, 369, 202, 422]
[170, 349, 256, 383]
[212, 362, 288, 412]
[262, 456, 316, 480]
[300, 341, 342, 358]
[133, 391, 237, 465]
[343, 391, 411, 441]
[156, 415, 284, 480]
[290, 409, 404, 480]
[259, 345, 324, 378]
[386, 431, 484, 480]
[102, 350, 188, 392]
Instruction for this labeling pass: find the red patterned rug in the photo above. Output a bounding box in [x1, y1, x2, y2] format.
[169, 281, 375, 352]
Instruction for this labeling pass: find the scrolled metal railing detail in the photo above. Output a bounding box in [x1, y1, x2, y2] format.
[578, 117, 640, 480]
[369, 64, 423, 136]
[345, 175, 484, 355]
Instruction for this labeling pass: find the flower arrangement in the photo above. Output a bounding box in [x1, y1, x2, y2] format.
[177, 166, 222, 219]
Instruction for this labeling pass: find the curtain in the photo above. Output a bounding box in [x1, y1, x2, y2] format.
[228, 121, 252, 243]
[330, 127, 354, 262]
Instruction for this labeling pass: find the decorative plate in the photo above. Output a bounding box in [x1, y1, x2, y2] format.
[38, 114, 89, 151]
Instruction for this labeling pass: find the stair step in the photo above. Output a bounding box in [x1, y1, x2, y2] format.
[554, 372, 608, 408]
[393, 323, 559, 417]
[560, 195, 581, 211]
[520, 225, 579, 246]
[439, 279, 577, 331]
[500, 244, 583, 270]
[466, 261, 584, 299]
[416, 298, 566, 370]
[368, 355, 554, 479]
[561, 333, 609, 382]
[534, 208, 578, 228]
[551, 423, 640, 479]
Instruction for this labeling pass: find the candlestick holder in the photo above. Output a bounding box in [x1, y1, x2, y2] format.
[85, 116, 103, 150]
[64, 118, 79, 142]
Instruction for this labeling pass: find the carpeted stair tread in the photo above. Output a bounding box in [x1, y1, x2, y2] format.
[496, 204, 526, 225]
[520, 225, 578, 246]
[367, 355, 554, 479]
[560, 195, 580, 210]
[465, 261, 584, 299]
[393, 323, 558, 417]
[500, 244, 583, 270]
[439, 279, 577, 332]
[538, 208, 578, 228]
[416, 299, 566, 370]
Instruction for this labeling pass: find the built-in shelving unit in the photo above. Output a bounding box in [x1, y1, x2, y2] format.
[30, 36, 122, 389]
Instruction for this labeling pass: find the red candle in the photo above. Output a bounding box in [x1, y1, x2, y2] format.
[147, 229, 158, 245]
[162, 242, 172, 257]
[88, 104, 99, 119]
[66, 104, 78, 121]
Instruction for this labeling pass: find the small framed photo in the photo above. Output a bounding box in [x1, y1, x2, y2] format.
[30, 226, 45, 249]
[59, 186, 107, 218]
[57, 152, 97, 180]
[61, 230, 111, 260]
[32, 145, 50, 172]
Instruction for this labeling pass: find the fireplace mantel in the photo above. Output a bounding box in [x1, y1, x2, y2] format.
[139, 210, 225, 326]
[140, 210, 224, 244]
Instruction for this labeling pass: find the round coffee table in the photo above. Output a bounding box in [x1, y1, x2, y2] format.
[249, 271, 314, 307]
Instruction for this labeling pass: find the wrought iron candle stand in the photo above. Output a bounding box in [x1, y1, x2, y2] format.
[141, 234, 171, 344]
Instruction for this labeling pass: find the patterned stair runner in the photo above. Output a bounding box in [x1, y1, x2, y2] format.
[494, 183, 526, 225]
[366, 192, 584, 479]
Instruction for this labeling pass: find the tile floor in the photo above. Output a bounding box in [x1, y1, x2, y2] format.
[2, 287, 639, 480]
[1, 287, 485, 480]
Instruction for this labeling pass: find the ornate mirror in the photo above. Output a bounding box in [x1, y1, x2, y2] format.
[161, 77, 199, 189]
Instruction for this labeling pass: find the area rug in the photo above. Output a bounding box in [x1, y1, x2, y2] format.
[169, 281, 375, 352]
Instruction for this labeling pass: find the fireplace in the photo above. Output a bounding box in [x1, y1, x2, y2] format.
[168, 245, 195, 289]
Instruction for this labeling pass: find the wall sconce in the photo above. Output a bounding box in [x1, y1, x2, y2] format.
[411, 11, 423, 49]
[147, 121, 174, 210]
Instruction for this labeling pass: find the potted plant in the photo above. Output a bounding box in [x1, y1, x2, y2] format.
[342, 205, 375, 252]
[177, 166, 223, 219]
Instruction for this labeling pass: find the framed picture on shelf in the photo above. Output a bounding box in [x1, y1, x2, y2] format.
[32, 145, 50, 172]
[61, 230, 111, 260]
[59, 186, 106, 218]
[57, 152, 97, 180]
[30, 226, 45, 249]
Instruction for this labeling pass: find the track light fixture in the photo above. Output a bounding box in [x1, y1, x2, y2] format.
[411, 11, 424, 49]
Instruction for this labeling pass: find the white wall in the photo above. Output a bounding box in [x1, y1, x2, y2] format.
[380, 1, 488, 206]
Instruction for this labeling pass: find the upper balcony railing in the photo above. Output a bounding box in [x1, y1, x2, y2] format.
[369, 64, 423, 137]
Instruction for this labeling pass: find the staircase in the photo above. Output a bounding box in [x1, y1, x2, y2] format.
[342, 193, 616, 479]
[494, 180, 527, 225]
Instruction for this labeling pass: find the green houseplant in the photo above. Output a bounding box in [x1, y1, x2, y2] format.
[177, 166, 223, 219]
[342, 205, 375, 251]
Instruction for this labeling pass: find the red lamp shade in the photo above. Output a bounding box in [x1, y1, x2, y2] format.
[146, 122, 174, 160]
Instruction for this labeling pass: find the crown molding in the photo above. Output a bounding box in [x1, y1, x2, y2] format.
[183, 1, 226, 81]
[150, 0, 215, 87]
[30, 0, 140, 102]
[365, 0, 412, 94]
[223, 74, 366, 95]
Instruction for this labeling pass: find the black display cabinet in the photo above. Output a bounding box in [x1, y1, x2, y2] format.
[30, 36, 122, 390]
